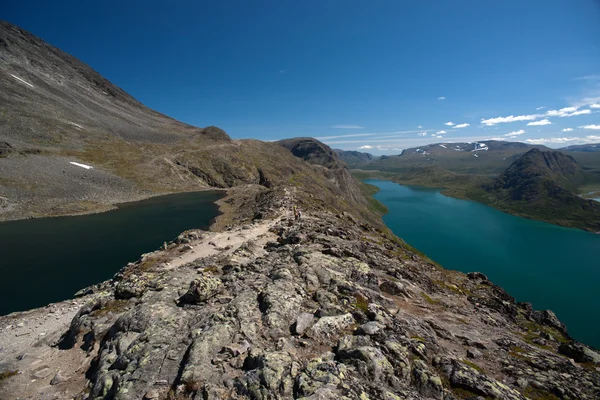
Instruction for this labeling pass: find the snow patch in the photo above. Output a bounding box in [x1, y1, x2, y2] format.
[70, 162, 93, 170]
[10, 74, 34, 88]
[439, 144, 447, 148]
[473, 153, 479, 158]
[471, 142, 489, 152]
[69, 122, 83, 129]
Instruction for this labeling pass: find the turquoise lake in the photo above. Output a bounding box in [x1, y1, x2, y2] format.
[0, 191, 223, 316]
[367, 179, 600, 349]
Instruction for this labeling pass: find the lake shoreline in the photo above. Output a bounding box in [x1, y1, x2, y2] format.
[358, 174, 600, 234]
[367, 179, 600, 349]
[0, 190, 225, 316]
[0, 186, 228, 224]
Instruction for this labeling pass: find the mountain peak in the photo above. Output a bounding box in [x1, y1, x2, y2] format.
[277, 137, 342, 170]
[505, 149, 581, 184]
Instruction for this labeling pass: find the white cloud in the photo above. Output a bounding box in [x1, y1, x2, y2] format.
[358, 145, 373, 149]
[481, 114, 540, 126]
[527, 119, 552, 126]
[418, 132, 427, 137]
[444, 122, 455, 126]
[433, 135, 444, 139]
[453, 123, 470, 129]
[546, 107, 591, 117]
[332, 124, 364, 129]
[438, 96, 446, 100]
[580, 125, 600, 130]
[418, 125, 423, 128]
[436, 130, 447, 134]
[562, 128, 573, 132]
[504, 130, 525, 137]
[536, 106, 546, 110]
[590, 103, 600, 109]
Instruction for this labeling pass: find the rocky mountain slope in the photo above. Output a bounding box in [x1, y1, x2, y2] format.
[0, 21, 371, 223]
[468, 149, 600, 232]
[1, 186, 599, 399]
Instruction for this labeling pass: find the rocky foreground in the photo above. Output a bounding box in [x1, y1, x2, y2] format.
[1, 188, 599, 400]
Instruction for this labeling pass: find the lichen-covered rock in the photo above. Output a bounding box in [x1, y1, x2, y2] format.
[294, 312, 315, 335]
[559, 341, 600, 364]
[306, 313, 355, 341]
[355, 321, 383, 336]
[532, 309, 569, 336]
[379, 280, 411, 298]
[178, 275, 222, 304]
[436, 358, 525, 400]
[411, 359, 444, 399]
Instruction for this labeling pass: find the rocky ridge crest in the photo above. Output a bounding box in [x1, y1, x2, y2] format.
[1, 186, 599, 399]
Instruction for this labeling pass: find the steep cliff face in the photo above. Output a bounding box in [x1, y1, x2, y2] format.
[277, 138, 370, 208]
[334, 150, 374, 168]
[472, 149, 600, 231]
[1, 188, 599, 400]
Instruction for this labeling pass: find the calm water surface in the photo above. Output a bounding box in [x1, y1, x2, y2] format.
[367, 180, 600, 349]
[0, 191, 222, 315]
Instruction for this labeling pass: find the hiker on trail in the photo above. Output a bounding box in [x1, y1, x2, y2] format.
[298, 210, 302, 220]
[293, 205, 299, 221]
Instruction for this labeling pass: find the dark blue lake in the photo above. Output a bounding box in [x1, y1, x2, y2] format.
[0, 191, 222, 315]
[367, 179, 600, 349]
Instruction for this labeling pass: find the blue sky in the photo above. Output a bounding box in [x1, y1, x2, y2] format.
[5, 0, 600, 153]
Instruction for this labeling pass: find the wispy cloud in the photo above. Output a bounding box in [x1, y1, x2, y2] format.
[436, 130, 447, 134]
[591, 103, 600, 109]
[481, 114, 540, 126]
[418, 125, 423, 128]
[572, 96, 600, 108]
[332, 124, 364, 129]
[453, 123, 470, 129]
[504, 129, 525, 137]
[438, 96, 446, 100]
[315, 133, 374, 140]
[418, 132, 427, 137]
[575, 75, 600, 81]
[580, 125, 600, 130]
[444, 122, 455, 126]
[358, 145, 373, 149]
[546, 107, 591, 117]
[525, 136, 600, 145]
[527, 119, 552, 126]
[536, 106, 546, 110]
[562, 128, 573, 132]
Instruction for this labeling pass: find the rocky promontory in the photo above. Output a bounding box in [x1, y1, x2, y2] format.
[1, 185, 599, 399]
